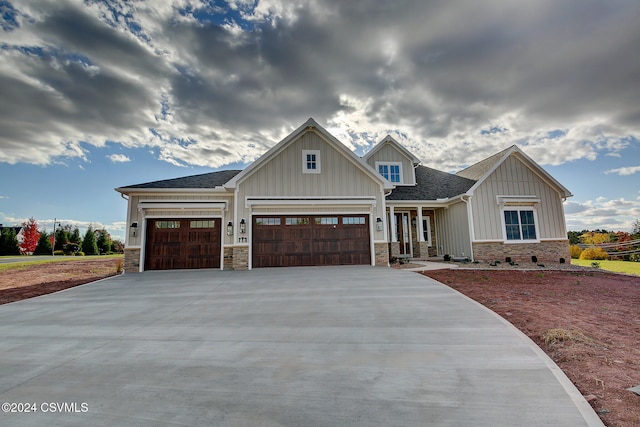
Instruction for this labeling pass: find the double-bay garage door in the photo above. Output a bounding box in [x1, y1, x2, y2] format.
[145, 218, 221, 270]
[252, 215, 371, 268]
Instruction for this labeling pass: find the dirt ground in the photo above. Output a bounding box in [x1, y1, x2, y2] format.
[0, 258, 121, 305]
[422, 268, 640, 427]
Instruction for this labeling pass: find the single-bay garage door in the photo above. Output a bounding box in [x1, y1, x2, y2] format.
[145, 218, 221, 270]
[252, 215, 370, 268]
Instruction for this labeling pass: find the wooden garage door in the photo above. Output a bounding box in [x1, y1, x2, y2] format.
[145, 218, 221, 270]
[252, 215, 370, 268]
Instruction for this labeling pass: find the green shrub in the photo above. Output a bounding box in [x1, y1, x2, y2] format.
[53, 250, 65, 256]
[75, 251, 85, 256]
[569, 245, 583, 259]
[630, 253, 640, 262]
[579, 247, 609, 260]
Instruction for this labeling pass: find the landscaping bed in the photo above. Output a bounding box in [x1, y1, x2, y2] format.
[422, 268, 640, 427]
[0, 258, 122, 304]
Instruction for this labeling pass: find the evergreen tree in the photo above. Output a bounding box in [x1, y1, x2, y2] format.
[54, 227, 68, 251]
[70, 227, 82, 244]
[34, 232, 52, 255]
[0, 227, 20, 256]
[82, 226, 99, 255]
[95, 229, 112, 254]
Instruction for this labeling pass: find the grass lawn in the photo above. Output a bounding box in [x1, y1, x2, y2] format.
[571, 258, 640, 276]
[0, 254, 123, 273]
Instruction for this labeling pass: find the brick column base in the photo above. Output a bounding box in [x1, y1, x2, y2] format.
[374, 242, 389, 266]
[231, 246, 249, 270]
[123, 248, 141, 273]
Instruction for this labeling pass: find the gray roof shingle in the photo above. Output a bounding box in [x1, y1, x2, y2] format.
[386, 165, 476, 201]
[119, 170, 242, 190]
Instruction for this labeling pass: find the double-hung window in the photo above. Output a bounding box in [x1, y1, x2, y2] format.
[376, 162, 402, 183]
[503, 208, 538, 241]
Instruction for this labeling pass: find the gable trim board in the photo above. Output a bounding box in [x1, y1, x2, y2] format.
[116, 119, 572, 271]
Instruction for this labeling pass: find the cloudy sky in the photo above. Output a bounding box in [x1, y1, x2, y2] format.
[1, 0, 639, 240]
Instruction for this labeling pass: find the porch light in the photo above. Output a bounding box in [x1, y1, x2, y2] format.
[240, 218, 246, 234]
[376, 217, 383, 231]
[129, 222, 138, 238]
[226, 221, 233, 236]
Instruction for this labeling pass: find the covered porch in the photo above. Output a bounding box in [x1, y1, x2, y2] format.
[385, 205, 444, 260]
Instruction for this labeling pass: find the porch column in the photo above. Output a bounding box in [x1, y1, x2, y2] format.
[417, 208, 424, 242]
[389, 206, 397, 242]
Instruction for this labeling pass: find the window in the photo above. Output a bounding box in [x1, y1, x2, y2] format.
[342, 217, 365, 225]
[255, 217, 281, 226]
[376, 162, 402, 183]
[302, 150, 321, 174]
[504, 209, 537, 241]
[315, 217, 338, 225]
[190, 220, 215, 228]
[155, 221, 180, 229]
[285, 217, 310, 225]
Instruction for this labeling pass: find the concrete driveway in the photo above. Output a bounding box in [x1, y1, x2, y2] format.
[0, 267, 601, 426]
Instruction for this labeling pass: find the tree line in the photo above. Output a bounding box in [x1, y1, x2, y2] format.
[0, 218, 123, 256]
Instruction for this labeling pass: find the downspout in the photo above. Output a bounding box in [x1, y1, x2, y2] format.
[459, 195, 475, 262]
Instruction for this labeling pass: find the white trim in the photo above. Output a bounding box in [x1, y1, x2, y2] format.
[497, 195, 541, 205]
[137, 201, 227, 210]
[302, 149, 321, 174]
[363, 135, 421, 165]
[245, 197, 377, 208]
[422, 216, 432, 247]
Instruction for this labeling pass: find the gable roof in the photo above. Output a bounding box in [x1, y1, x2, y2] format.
[224, 118, 394, 190]
[456, 146, 512, 180]
[386, 165, 476, 201]
[363, 135, 421, 165]
[116, 170, 241, 192]
[460, 145, 572, 198]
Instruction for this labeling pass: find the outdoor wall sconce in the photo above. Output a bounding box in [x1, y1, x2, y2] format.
[129, 222, 138, 238]
[240, 218, 246, 234]
[226, 221, 233, 236]
[411, 217, 417, 227]
[376, 217, 383, 231]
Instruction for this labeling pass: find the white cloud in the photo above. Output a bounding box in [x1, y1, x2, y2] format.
[605, 165, 640, 176]
[107, 153, 131, 163]
[565, 197, 640, 232]
[0, 0, 639, 173]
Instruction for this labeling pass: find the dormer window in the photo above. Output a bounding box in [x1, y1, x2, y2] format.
[302, 150, 321, 174]
[376, 162, 402, 183]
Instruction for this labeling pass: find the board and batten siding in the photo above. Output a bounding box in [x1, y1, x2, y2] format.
[470, 155, 567, 241]
[364, 142, 416, 185]
[435, 201, 472, 257]
[236, 130, 387, 242]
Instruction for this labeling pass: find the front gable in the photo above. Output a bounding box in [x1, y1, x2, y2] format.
[469, 148, 572, 241]
[225, 118, 391, 192]
[363, 136, 420, 186]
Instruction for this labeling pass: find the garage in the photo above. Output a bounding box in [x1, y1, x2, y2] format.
[252, 215, 370, 268]
[145, 218, 221, 270]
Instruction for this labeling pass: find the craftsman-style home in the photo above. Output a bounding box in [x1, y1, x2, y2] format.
[116, 118, 572, 272]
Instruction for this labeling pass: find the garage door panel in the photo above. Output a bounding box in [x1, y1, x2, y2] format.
[252, 215, 370, 268]
[145, 218, 221, 270]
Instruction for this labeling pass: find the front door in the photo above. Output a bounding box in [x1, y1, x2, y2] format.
[394, 212, 412, 256]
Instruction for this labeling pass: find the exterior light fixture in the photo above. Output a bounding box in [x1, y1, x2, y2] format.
[376, 217, 383, 231]
[129, 222, 138, 238]
[226, 221, 233, 236]
[240, 218, 246, 234]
